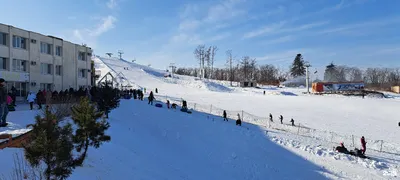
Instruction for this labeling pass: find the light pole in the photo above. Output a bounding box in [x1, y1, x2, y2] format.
[305, 62, 311, 94]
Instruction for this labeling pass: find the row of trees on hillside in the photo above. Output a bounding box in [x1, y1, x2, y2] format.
[181, 45, 400, 89]
[323, 63, 400, 90]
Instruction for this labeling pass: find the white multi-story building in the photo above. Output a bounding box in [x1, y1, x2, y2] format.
[0, 23, 92, 100]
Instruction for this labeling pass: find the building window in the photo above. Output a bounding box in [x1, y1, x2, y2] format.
[78, 52, 86, 61]
[56, 46, 62, 56]
[40, 83, 53, 91]
[0, 57, 7, 70]
[0, 32, 7, 46]
[40, 42, 52, 55]
[41, 63, 53, 75]
[55, 65, 62, 76]
[78, 69, 87, 78]
[12, 35, 27, 49]
[12, 59, 28, 72]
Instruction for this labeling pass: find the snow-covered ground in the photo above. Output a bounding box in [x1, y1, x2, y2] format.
[1, 100, 399, 179]
[1, 56, 399, 179]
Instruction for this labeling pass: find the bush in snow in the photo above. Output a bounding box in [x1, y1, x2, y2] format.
[72, 97, 111, 166]
[95, 83, 120, 118]
[23, 109, 75, 180]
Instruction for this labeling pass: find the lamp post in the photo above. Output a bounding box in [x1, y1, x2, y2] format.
[305, 62, 311, 94]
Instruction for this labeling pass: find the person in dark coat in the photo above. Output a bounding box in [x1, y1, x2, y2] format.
[155, 88, 158, 93]
[223, 110, 228, 121]
[133, 89, 137, 99]
[269, 113, 273, 122]
[0, 78, 8, 127]
[148, 91, 155, 105]
[290, 118, 295, 126]
[361, 136, 367, 155]
[236, 113, 242, 126]
[335, 142, 349, 154]
[279, 115, 283, 124]
[11, 86, 17, 106]
[36, 90, 45, 109]
[167, 100, 170, 109]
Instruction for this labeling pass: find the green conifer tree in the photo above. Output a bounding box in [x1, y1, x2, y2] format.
[24, 110, 75, 180]
[72, 97, 111, 166]
[95, 83, 120, 118]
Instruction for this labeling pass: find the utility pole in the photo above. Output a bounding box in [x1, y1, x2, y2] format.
[169, 63, 176, 78]
[305, 62, 311, 94]
[117, 50, 124, 59]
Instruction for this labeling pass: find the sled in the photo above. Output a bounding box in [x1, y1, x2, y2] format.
[180, 108, 192, 114]
[155, 103, 163, 108]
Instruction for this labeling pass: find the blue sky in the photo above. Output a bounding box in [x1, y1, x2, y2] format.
[1, 0, 400, 71]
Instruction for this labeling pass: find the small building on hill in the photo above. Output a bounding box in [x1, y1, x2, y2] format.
[239, 81, 256, 87]
[392, 86, 400, 94]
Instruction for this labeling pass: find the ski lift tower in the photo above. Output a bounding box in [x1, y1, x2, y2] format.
[118, 50, 124, 59]
[169, 63, 176, 78]
[305, 62, 311, 94]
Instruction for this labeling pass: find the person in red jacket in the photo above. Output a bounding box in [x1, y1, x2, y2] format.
[361, 136, 367, 155]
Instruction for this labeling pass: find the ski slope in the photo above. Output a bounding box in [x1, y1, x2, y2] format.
[1, 100, 398, 179]
[94, 56, 400, 145]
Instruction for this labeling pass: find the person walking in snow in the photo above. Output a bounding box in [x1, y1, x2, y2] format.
[236, 113, 242, 126]
[0, 78, 8, 127]
[263, 91, 265, 95]
[167, 100, 170, 109]
[148, 91, 155, 105]
[279, 115, 283, 124]
[36, 90, 45, 109]
[27, 92, 36, 110]
[269, 113, 273, 122]
[290, 118, 295, 126]
[155, 88, 158, 93]
[223, 110, 228, 121]
[361, 136, 367, 155]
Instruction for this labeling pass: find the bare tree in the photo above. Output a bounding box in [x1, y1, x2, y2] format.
[210, 46, 218, 79]
[347, 67, 363, 81]
[194, 45, 206, 79]
[226, 50, 234, 86]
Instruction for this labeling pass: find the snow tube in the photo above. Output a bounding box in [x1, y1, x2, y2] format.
[155, 103, 163, 108]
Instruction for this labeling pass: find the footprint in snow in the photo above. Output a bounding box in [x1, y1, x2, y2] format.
[231, 153, 237, 159]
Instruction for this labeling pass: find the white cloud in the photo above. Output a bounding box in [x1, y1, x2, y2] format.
[263, 35, 294, 45]
[243, 21, 286, 39]
[204, 0, 247, 23]
[318, 16, 400, 35]
[90, 15, 117, 37]
[179, 20, 201, 31]
[107, 0, 118, 9]
[71, 15, 117, 48]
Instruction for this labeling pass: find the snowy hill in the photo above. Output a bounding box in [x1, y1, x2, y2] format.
[94, 56, 400, 146]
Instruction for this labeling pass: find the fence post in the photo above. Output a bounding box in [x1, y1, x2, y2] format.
[352, 135, 355, 147]
[297, 123, 300, 135]
[380, 140, 383, 152]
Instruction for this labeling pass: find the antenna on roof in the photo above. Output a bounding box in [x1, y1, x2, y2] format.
[118, 50, 124, 59]
[106, 53, 113, 57]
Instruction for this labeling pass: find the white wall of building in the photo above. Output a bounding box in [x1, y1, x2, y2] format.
[0, 23, 92, 97]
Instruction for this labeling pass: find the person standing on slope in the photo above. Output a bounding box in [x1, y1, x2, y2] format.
[269, 113, 273, 122]
[290, 118, 295, 126]
[279, 115, 283, 124]
[361, 136, 367, 155]
[223, 110, 228, 121]
[236, 113, 242, 126]
[148, 91, 155, 105]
